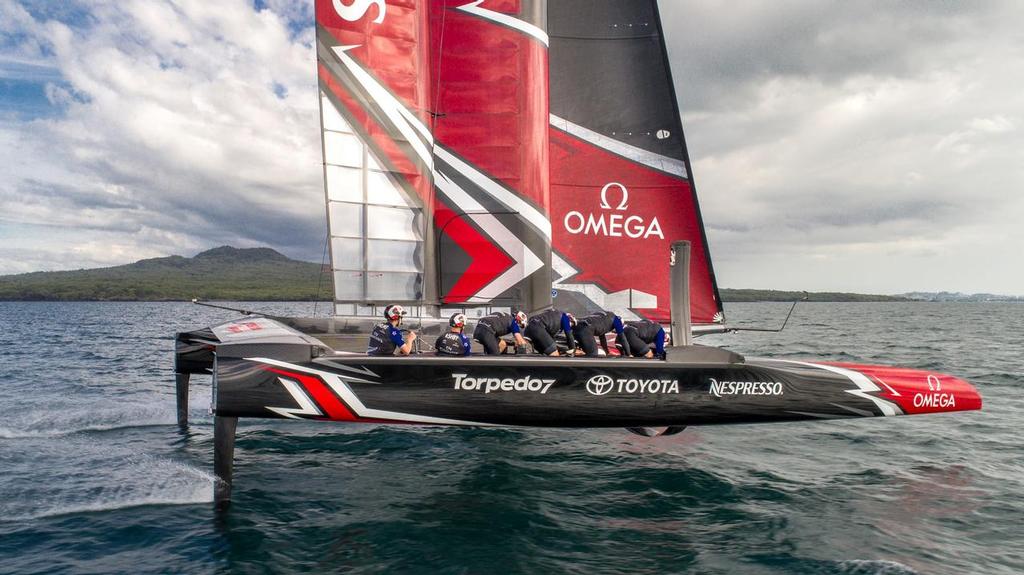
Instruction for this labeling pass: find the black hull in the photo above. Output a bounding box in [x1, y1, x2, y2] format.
[175, 316, 981, 507]
[177, 317, 979, 428]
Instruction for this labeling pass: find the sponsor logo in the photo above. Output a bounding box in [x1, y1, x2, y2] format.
[333, 0, 386, 24]
[226, 321, 264, 334]
[586, 375, 614, 396]
[585, 374, 680, 396]
[708, 378, 784, 398]
[563, 183, 665, 240]
[913, 374, 955, 408]
[452, 373, 555, 394]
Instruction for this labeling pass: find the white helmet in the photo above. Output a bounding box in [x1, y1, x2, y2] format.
[384, 304, 406, 322]
[514, 310, 528, 328]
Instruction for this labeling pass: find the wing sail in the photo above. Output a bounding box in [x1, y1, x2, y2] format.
[548, 0, 723, 324]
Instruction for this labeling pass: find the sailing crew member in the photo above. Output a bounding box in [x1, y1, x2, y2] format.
[620, 319, 667, 359]
[435, 313, 472, 356]
[524, 309, 580, 356]
[473, 310, 528, 355]
[572, 310, 626, 357]
[367, 304, 416, 356]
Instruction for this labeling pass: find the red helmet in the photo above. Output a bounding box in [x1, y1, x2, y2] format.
[449, 312, 467, 328]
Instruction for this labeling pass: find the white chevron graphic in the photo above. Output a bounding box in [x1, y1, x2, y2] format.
[250, 358, 493, 426]
[456, 1, 549, 46]
[266, 377, 323, 419]
[331, 46, 434, 168]
[765, 360, 903, 417]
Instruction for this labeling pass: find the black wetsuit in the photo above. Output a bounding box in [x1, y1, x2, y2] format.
[572, 311, 625, 356]
[435, 331, 472, 356]
[524, 309, 576, 355]
[367, 322, 405, 356]
[622, 320, 666, 357]
[472, 312, 522, 355]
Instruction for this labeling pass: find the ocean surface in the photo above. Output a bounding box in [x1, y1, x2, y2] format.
[0, 301, 1020, 575]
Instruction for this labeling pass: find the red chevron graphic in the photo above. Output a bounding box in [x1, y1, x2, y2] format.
[434, 200, 514, 303]
[265, 367, 357, 421]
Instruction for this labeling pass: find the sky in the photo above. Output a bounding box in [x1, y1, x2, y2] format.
[0, 0, 1021, 295]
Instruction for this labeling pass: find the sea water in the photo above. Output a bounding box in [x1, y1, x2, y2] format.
[0, 301, 1020, 574]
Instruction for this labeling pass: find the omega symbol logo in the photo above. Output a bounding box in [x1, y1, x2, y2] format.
[586, 375, 615, 396]
[333, 0, 386, 24]
[599, 183, 629, 211]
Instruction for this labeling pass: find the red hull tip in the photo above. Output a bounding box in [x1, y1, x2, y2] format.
[827, 362, 982, 415]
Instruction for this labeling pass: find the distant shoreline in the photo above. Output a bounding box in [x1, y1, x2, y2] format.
[2, 246, 1019, 303]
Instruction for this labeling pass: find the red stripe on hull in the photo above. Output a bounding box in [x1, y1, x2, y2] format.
[266, 367, 359, 421]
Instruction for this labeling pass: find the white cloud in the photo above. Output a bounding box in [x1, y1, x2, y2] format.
[1, 0, 1021, 296]
[0, 0, 324, 273]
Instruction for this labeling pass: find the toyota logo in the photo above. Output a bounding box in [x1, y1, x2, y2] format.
[586, 375, 615, 396]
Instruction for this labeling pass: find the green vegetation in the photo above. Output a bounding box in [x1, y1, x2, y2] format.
[719, 289, 910, 303]
[0, 246, 329, 301]
[0, 247, 926, 303]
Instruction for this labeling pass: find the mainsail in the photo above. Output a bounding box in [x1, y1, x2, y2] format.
[316, 0, 552, 317]
[316, 0, 722, 325]
[548, 0, 723, 324]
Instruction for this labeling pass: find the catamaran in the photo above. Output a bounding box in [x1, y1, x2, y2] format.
[174, 0, 982, 507]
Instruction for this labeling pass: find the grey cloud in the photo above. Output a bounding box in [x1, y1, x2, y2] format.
[663, 1, 1006, 113]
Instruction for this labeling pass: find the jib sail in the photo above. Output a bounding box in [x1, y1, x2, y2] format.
[316, 0, 553, 317]
[547, 0, 724, 324]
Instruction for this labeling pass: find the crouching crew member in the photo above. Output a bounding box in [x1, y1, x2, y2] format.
[573, 310, 626, 357]
[473, 310, 528, 355]
[524, 309, 580, 356]
[621, 319, 667, 359]
[435, 313, 472, 356]
[367, 304, 416, 356]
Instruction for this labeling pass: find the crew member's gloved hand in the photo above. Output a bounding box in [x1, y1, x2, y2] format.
[515, 345, 528, 355]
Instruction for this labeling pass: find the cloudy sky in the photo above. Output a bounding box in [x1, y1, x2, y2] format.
[1, 0, 1021, 294]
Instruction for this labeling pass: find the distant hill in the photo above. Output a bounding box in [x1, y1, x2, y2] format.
[2, 248, 1001, 303]
[0, 246, 328, 301]
[898, 291, 1023, 302]
[718, 289, 910, 303]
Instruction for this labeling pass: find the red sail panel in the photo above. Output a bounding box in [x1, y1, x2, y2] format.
[547, 0, 723, 324]
[317, 0, 436, 306]
[550, 130, 719, 324]
[428, 0, 551, 306]
[316, 0, 552, 311]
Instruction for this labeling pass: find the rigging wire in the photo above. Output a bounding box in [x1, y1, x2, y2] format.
[313, 230, 330, 317]
[430, 5, 448, 134]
